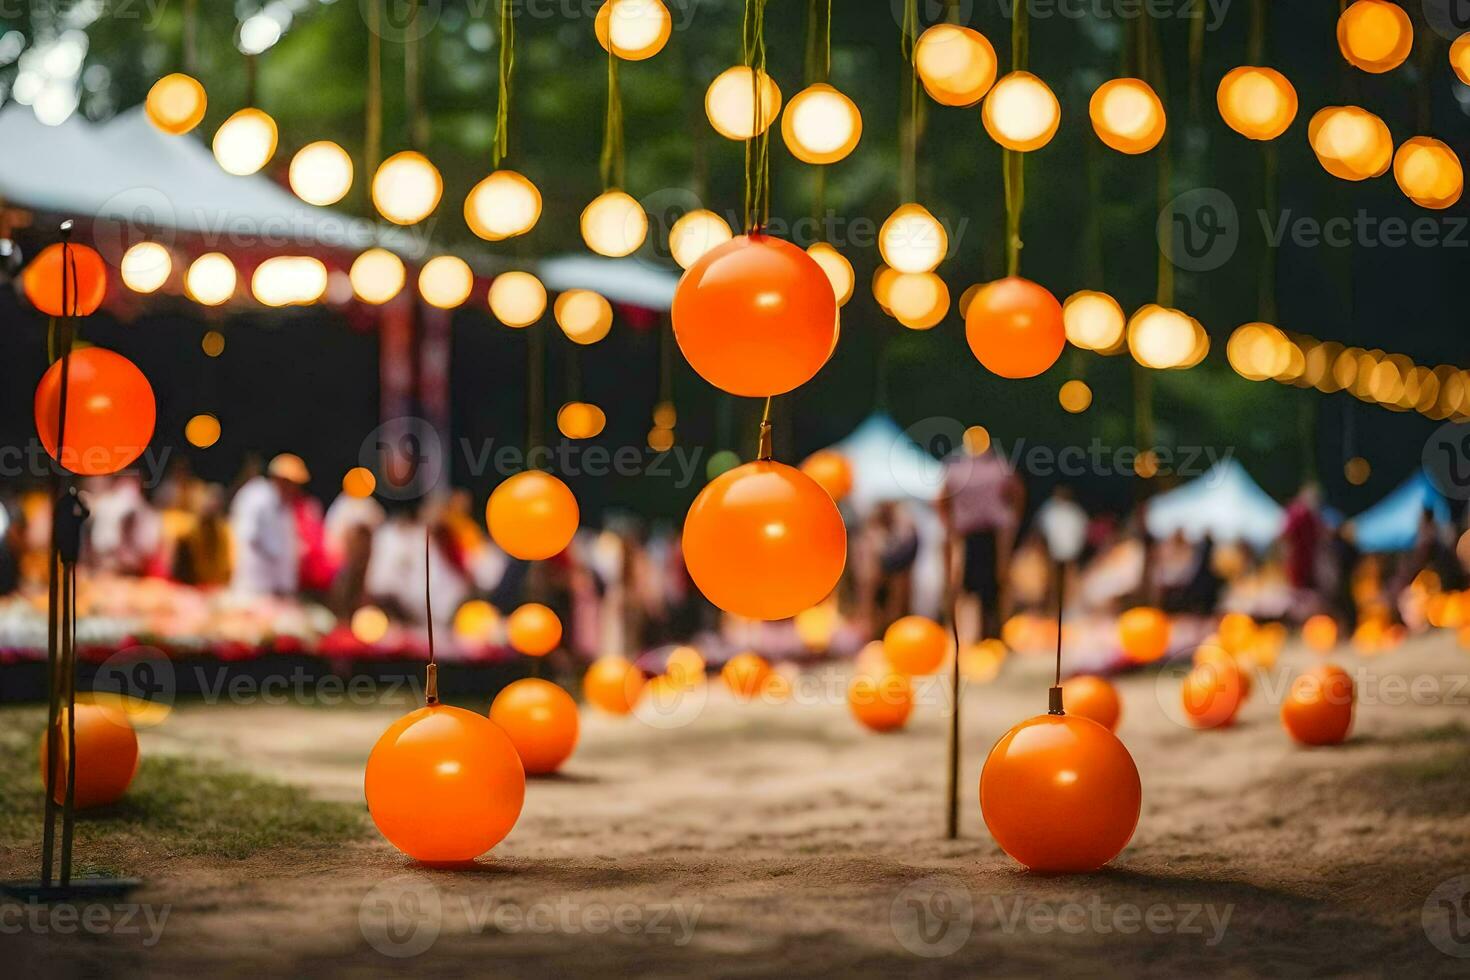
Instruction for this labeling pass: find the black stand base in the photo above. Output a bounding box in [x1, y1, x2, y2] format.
[0, 878, 143, 903]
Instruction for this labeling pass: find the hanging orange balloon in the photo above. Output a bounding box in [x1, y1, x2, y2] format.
[23, 243, 108, 317]
[672, 234, 838, 398]
[965, 277, 1066, 379]
[683, 461, 847, 621]
[364, 704, 526, 863]
[486, 470, 579, 560]
[1302, 614, 1339, 653]
[979, 714, 1141, 872]
[506, 603, 562, 656]
[489, 678, 580, 774]
[1337, 0, 1413, 74]
[848, 671, 914, 732]
[39, 702, 140, 808]
[1281, 664, 1354, 746]
[1059, 675, 1121, 732]
[721, 652, 772, 700]
[35, 347, 157, 477]
[583, 655, 645, 715]
[1118, 606, 1170, 663]
[883, 615, 948, 676]
[798, 449, 853, 502]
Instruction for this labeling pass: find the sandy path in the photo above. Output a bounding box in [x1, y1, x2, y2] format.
[7, 634, 1470, 977]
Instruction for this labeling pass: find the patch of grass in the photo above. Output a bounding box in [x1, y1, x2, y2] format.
[0, 710, 366, 869]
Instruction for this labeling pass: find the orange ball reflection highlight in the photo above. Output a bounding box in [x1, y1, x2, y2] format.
[39, 702, 140, 808]
[980, 714, 1141, 872]
[24, 243, 107, 317]
[1060, 675, 1121, 732]
[583, 656, 645, 715]
[364, 704, 525, 863]
[883, 615, 948, 676]
[1281, 664, 1355, 746]
[672, 234, 838, 398]
[489, 678, 580, 775]
[1118, 606, 1170, 663]
[507, 603, 562, 656]
[721, 652, 772, 700]
[35, 347, 156, 477]
[965, 277, 1066, 379]
[683, 461, 847, 621]
[848, 671, 913, 732]
[487, 471, 579, 560]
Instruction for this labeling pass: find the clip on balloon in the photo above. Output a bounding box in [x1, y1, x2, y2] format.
[3, 222, 142, 903]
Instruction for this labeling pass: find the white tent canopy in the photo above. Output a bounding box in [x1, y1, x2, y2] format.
[1144, 458, 1285, 549]
[537, 254, 678, 312]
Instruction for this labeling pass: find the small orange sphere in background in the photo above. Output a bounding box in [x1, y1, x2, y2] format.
[1337, 0, 1413, 74]
[883, 615, 949, 676]
[1453, 34, 1470, 85]
[486, 470, 579, 560]
[583, 656, 645, 715]
[39, 702, 140, 808]
[1281, 664, 1355, 746]
[1061, 675, 1121, 732]
[682, 460, 847, 621]
[506, 603, 562, 656]
[1180, 659, 1245, 729]
[664, 645, 706, 688]
[23, 243, 108, 317]
[1193, 644, 1252, 699]
[799, 449, 854, 502]
[1217, 612, 1257, 655]
[721, 652, 772, 700]
[1088, 77, 1166, 154]
[672, 234, 838, 398]
[964, 276, 1066, 379]
[1118, 606, 1171, 663]
[1303, 614, 1339, 653]
[1216, 66, 1298, 141]
[980, 713, 1141, 872]
[35, 347, 157, 477]
[960, 639, 1007, 682]
[364, 704, 526, 863]
[489, 678, 581, 775]
[848, 671, 913, 732]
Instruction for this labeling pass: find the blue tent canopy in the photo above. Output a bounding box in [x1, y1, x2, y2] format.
[1349, 471, 1452, 553]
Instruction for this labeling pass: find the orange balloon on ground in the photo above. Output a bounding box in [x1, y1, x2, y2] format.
[721, 652, 772, 700]
[964, 277, 1066, 379]
[883, 615, 948, 676]
[1118, 606, 1171, 663]
[23, 243, 108, 316]
[672, 234, 838, 397]
[682, 460, 847, 621]
[582, 656, 645, 715]
[1060, 675, 1121, 732]
[364, 704, 526, 863]
[1193, 645, 1253, 699]
[489, 678, 580, 774]
[35, 347, 156, 477]
[1180, 659, 1245, 728]
[980, 714, 1141, 872]
[799, 449, 853, 502]
[664, 645, 706, 688]
[1303, 614, 1339, 653]
[1281, 664, 1355, 746]
[1217, 612, 1256, 655]
[848, 671, 913, 732]
[506, 603, 562, 656]
[39, 702, 140, 808]
[486, 470, 579, 560]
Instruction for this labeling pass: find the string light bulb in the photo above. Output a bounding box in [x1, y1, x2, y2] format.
[418, 255, 474, 309]
[580, 190, 647, 257]
[1063, 290, 1125, 352]
[289, 140, 353, 206]
[464, 170, 542, 241]
[1393, 137, 1464, 210]
[914, 24, 996, 107]
[1216, 66, 1297, 141]
[879, 203, 947, 274]
[1337, 0, 1413, 74]
[145, 73, 207, 135]
[595, 0, 672, 61]
[251, 256, 328, 307]
[705, 66, 782, 140]
[488, 271, 547, 328]
[212, 108, 278, 176]
[982, 71, 1060, 152]
[1127, 305, 1197, 369]
[372, 151, 443, 225]
[120, 242, 171, 294]
[185, 252, 237, 306]
[349, 249, 406, 305]
[781, 83, 863, 165]
[1453, 34, 1470, 85]
[669, 209, 733, 270]
[1088, 78, 1165, 154]
[558, 402, 607, 440]
[806, 243, 854, 307]
[1308, 105, 1393, 181]
[555, 289, 615, 344]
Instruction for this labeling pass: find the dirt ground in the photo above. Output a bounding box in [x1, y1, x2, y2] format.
[5, 632, 1470, 978]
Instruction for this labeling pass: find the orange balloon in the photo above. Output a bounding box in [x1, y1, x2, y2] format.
[721, 652, 772, 700]
[1193, 645, 1253, 699]
[980, 713, 1141, 872]
[664, 645, 706, 688]
[683, 460, 847, 621]
[883, 615, 948, 675]
[582, 656, 646, 715]
[1118, 606, 1171, 663]
[848, 671, 913, 732]
[489, 678, 580, 774]
[1302, 614, 1339, 653]
[1180, 659, 1245, 728]
[364, 704, 525, 863]
[1060, 674, 1121, 732]
[1217, 612, 1256, 655]
[506, 603, 562, 656]
[672, 234, 838, 397]
[486, 470, 579, 560]
[34, 347, 156, 477]
[39, 702, 139, 808]
[1281, 664, 1354, 746]
[964, 277, 1066, 379]
[23, 243, 107, 316]
[799, 449, 853, 502]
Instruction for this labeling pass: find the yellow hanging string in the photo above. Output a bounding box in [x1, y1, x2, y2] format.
[742, 0, 772, 232]
[493, 0, 516, 167]
[600, 43, 624, 189]
[365, 0, 382, 178]
[900, 0, 919, 203]
[1002, 0, 1028, 276]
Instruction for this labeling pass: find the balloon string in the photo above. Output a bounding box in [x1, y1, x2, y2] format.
[1002, 0, 1027, 276]
[366, 0, 382, 178]
[756, 396, 773, 461]
[804, 0, 832, 84]
[899, 0, 918, 204]
[424, 529, 439, 705]
[1144, 14, 1173, 308]
[742, 0, 771, 232]
[493, 0, 516, 167]
[600, 43, 624, 189]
